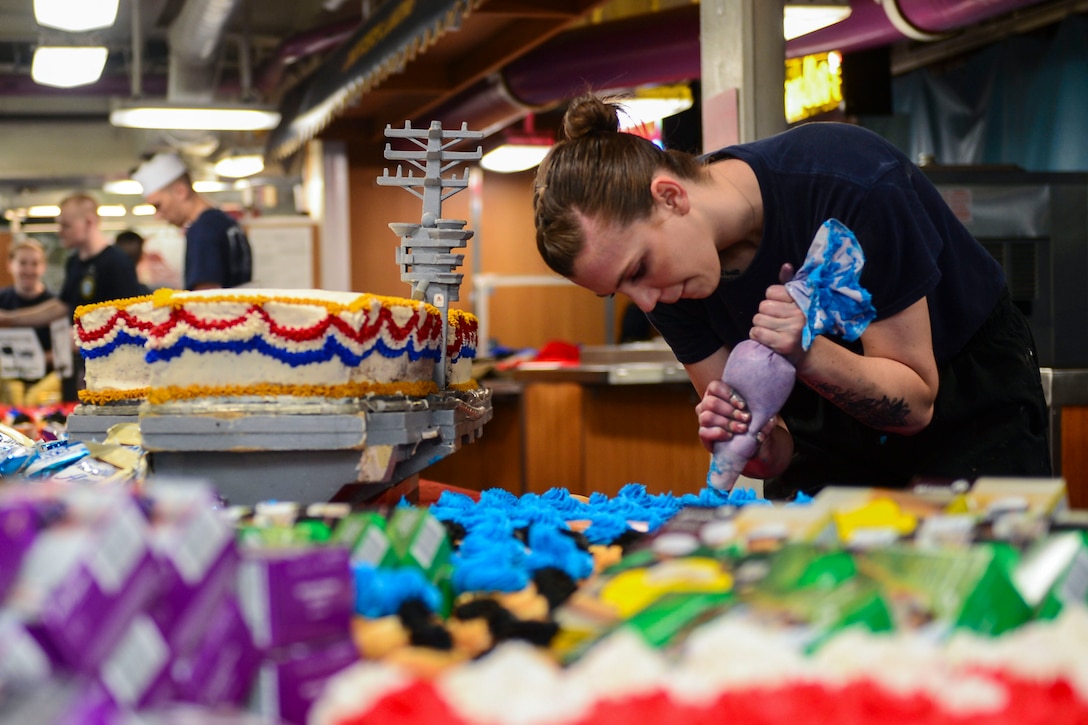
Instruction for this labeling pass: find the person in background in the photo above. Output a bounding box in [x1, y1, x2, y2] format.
[132, 151, 253, 290]
[0, 239, 61, 405]
[532, 93, 1051, 498]
[0, 193, 145, 400]
[114, 229, 153, 295]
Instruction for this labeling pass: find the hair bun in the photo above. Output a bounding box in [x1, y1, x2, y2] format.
[561, 94, 621, 141]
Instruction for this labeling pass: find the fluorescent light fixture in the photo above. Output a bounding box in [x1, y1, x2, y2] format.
[97, 204, 127, 217]
[103, 179, 143, 195]
[784, 0, 852, 41]
[110, 100, 281, 131]
[192, 180, 231, 193]
[31, 46, 108, 88]
[618, 84, 694, 131]
[132, 204, 156, 216]
[214, 153, 265, 179]
[480, 143, 551, 174]
[34, 0, 119, 32]
[480, 115, 553, 174]
[27, 205, 61, 218]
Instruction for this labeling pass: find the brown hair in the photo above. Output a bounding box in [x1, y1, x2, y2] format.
[8, 238, 46, 260]
[533, 94, 704, 277]
[59, 192, 99, 218]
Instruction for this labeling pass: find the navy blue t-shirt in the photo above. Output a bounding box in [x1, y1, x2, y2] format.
[648, 122, 1005, 367]
[185, 208, 253, 289]
[59, 245, 144, 310]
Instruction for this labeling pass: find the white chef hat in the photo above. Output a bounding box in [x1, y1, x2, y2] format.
[132, 152, 189, 197]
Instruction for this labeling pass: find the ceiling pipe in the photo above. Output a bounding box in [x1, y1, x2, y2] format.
[423, 4, 700, 132]
[423, 0, 1054, 137]
[254, 16, 360, 96]
[789, 0, 1053, 58]
[167, 0, 245, 102]
[130, 0, 143, 98]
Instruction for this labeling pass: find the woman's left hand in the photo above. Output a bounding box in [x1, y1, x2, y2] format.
[749, 285, 806, 365]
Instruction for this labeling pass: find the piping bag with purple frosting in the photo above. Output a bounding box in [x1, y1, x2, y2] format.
[707, 218, 877, 491]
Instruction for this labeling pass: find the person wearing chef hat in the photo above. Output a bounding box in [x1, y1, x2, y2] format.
[133, 151, 253, 290]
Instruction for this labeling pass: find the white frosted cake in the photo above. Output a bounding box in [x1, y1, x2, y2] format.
[74, 288, 478, 406]
[74, 294, 165, 405]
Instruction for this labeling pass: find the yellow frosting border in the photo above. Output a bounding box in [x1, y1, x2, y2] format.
[149, 288, 442, 317]
[74, 294, 156, 321]
[83, 378, 474, 406]
[74, 290, 481, 328]
[78, 387, 150, 405]
[145, 380, 439, 405]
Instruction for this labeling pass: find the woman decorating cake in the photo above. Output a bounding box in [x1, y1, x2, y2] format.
[532, 93, 1051, 498]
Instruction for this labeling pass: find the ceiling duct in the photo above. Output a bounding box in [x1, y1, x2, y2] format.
[421, 0, 1058, 140]
[788, 0, 1054, 58]
[166, 0, 244, 103]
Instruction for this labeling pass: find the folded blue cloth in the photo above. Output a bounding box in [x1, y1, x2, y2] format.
[785, 218, 876, 350]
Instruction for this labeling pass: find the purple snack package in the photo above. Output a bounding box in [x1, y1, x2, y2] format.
[19, 491, 161, 673]
[0, 610, 54, 688]
[0, 498, 42, 602]
[250, 636, 360, 725]
[238, 545, 355, 650]
[144, 483, 240, 655]
[97, 613, 175, 710]
[171, 595, 262, 708]
[0, 676, 120, 725]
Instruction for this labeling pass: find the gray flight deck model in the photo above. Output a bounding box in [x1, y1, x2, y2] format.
[68, 121, 493, 506]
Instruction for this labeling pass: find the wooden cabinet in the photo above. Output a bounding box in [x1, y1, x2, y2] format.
[425, 379, 709, 498]
[1061, 406, 1088, 509]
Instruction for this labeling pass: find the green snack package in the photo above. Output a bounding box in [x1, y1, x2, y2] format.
[386, 506, 453, 583]
[622, 590, 736, 650]
[743, 545, 894, 651]
[1014, 530, 1088, 620]
[554, 589, 736, 666]
[332, 511, 398, 569]
[293, 519, 332, 543]
[854, 542, 1032, 636]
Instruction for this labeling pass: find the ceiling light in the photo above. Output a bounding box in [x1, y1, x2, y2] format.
[34, 0, 119, 32]
[214, 153, 265, 179]
[192, 180, 231, 193]
[784, 0, 852, 41]
[31, 46, 108, 88]
[480, 115, 553, 174]
[480, 143, 551, 174]
[110, 100, 281, 131]
[97, 204, 127, 217]
[103, 179, 143, 195]
[132, 204, 156, 216]
[27, 205, 61, 218]
[617, 84, 694, 131]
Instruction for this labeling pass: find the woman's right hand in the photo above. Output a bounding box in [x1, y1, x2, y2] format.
[696, 380, 752, 453]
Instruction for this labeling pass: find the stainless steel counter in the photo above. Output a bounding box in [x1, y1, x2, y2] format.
[512, 342, 689, 386]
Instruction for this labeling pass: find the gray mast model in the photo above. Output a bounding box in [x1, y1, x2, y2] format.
[379, 120, 483, 390]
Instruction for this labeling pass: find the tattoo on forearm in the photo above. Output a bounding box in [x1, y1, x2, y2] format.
[812, 382, 910, 428]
